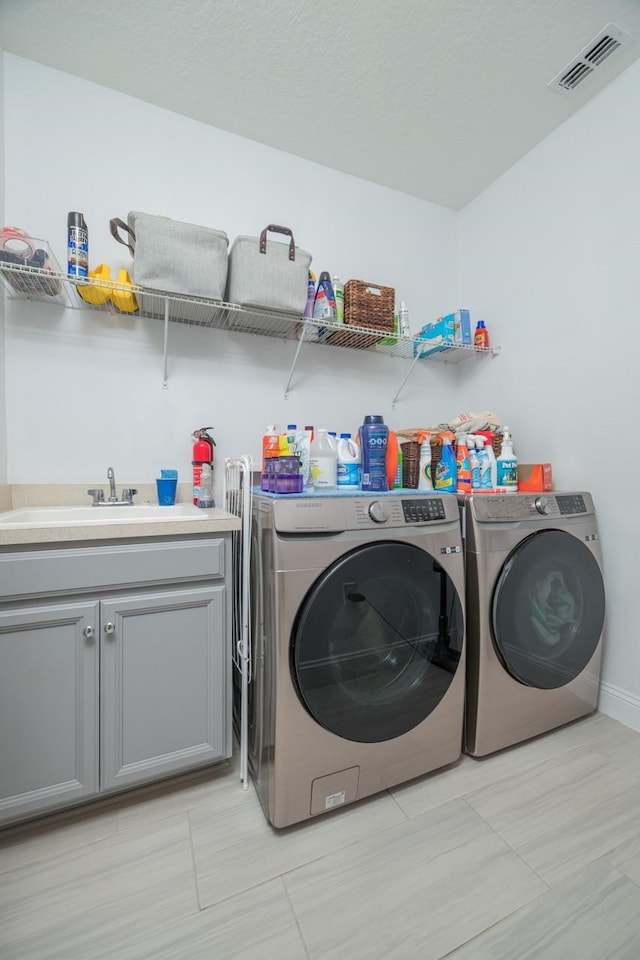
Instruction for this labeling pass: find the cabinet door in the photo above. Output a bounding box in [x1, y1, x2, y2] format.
[100, 586, 229, 791]
[0, 601, 99, 825]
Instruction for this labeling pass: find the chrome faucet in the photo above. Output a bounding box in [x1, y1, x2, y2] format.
[107, 466, 117, 502]
[87, 468, 137, 506]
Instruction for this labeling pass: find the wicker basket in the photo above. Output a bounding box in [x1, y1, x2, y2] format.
[326, 279, 396, 348]
[401, 441, 420, 489]
[345, 279, 395, 331]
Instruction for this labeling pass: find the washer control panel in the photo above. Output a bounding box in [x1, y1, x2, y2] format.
[556, 494, 587, 515]
[402, 498, 447, 523]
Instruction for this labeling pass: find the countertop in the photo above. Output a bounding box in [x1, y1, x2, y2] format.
[0, 483, 241, 547]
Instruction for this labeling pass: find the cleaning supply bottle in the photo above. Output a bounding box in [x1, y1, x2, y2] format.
[304, 270, 316, 318]
[474, 320, 489, 349]
[279, 424, 298, 457]
[496, 426, 518, 493]
[295, 426, 313, 490]
[398, 301, 410, 337]
[475, 435, 493, 491]
[434, 435, 457, 493]
[309, 428, 337, 489]
[480, 432, 498, 489]
[67, 212, 88, 279]
[418, 434, 434, 491]
[455, 434, 472, 495]
[359, 415, 389, 492]
[386, 430, 399, 491]
[393, 445, 404, 489]
[337, 433, 360, 488]
[468, 436, 481, 491]
[261, 424, 280, 491]
[197, 463, 215, 508]
[332, 275, 344, 323]
[312, 272, 337, 321]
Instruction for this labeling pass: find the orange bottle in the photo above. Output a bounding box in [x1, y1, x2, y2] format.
[386, 430, 399, 490]
[474, 320, 489, 349]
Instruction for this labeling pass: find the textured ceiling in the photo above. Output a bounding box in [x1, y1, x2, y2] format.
[2, 0, 640, 209]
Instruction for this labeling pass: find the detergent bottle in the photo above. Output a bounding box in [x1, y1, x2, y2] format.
[337, 433, 360, 488]
[496, 426, 518, 493]
[359, 415, 389, 492]
[312, 272, 336, 321]
[434, 435, 457, 493]
[417, 434, 434, 491]
[455, 434, 472, 495]
[309, 428, 337, 489]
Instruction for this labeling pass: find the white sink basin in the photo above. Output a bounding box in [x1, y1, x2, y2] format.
[0, 503, 209, 528]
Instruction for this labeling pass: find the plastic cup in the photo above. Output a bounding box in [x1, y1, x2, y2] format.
[156, 478, 177, 506]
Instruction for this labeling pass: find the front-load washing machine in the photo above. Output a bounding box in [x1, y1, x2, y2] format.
[461, 492, 606, 757]
[248, 491, 465, 827]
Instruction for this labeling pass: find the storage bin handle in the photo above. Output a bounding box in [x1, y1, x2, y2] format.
[109, 217, 136, 257]
[259, 224, 296, 261]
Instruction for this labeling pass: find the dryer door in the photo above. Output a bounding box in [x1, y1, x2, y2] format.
[491, 529, 605, 689]
[291, 541, 464, 743]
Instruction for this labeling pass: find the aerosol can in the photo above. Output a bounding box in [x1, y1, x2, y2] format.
[192, 427, 215, 506]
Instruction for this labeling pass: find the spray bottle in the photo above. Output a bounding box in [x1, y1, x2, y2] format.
[475, 435, 493, 491]
[468, 436, 481, 491]
[496, 426, 518, 493]
[455, 434, 472, 495]
[434, 435, 457, 492]
[192, 427, 215, 505]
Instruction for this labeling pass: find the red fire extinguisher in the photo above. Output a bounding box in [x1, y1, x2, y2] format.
[192, 427, 215, 505]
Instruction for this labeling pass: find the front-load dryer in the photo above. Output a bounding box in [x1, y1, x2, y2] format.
[249, 492, 465, 827]
[461, 492, 606, 757]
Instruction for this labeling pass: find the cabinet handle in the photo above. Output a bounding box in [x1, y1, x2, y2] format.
[104, 622, 115, 636]
[83, 625, 95, 640]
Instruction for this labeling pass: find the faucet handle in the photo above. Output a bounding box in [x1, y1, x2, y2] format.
[121, 488, 138, 504]
[87, 488, 105, 504]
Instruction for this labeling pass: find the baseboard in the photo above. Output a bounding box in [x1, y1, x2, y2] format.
[598, 680, 640, 733]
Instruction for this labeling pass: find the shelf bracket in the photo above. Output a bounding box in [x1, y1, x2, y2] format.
[283, 323, 307, 399]
[162, 298, 169, 388]
[391, 354, 421, 407]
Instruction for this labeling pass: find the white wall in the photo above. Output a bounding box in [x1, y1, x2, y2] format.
[2, 54, 459, 490]
[458, 58, 640, 729]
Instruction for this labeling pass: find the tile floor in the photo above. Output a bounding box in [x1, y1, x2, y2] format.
[2, 712, 640, 959]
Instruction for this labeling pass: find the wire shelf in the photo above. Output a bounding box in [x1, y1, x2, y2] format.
[0, 261, 500, 399]
[0, 263, 499, 361]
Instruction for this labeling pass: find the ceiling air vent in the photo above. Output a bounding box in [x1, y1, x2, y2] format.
[549, 22, 634, 94]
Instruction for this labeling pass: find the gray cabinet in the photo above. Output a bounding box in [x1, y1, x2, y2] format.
[100, 586, 226, 791]
[0, 600, 99, 823]
[0, 536, 231, 826]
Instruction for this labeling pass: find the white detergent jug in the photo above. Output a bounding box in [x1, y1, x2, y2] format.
[337, 433, 360, 488]
[309, 428, 337, 489]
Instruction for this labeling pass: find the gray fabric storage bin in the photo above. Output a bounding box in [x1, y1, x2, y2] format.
[110, 212, 229, 303]
[226, 224, 312, 314]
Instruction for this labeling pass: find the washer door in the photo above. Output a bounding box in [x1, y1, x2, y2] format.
[291, 541, 464, 743]
[491, 529, 605, 689]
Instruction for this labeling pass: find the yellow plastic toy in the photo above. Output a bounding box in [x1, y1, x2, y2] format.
[76, 263, 112, 305]
[110, 269, 138, 313]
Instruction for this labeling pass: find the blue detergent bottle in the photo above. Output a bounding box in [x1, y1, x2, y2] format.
[359, 415, 389, 492]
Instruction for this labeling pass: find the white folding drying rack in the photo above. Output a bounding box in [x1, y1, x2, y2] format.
[223, 455, 253, 789]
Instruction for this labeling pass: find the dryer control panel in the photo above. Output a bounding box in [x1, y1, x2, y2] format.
[468, 492, 594, 522]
